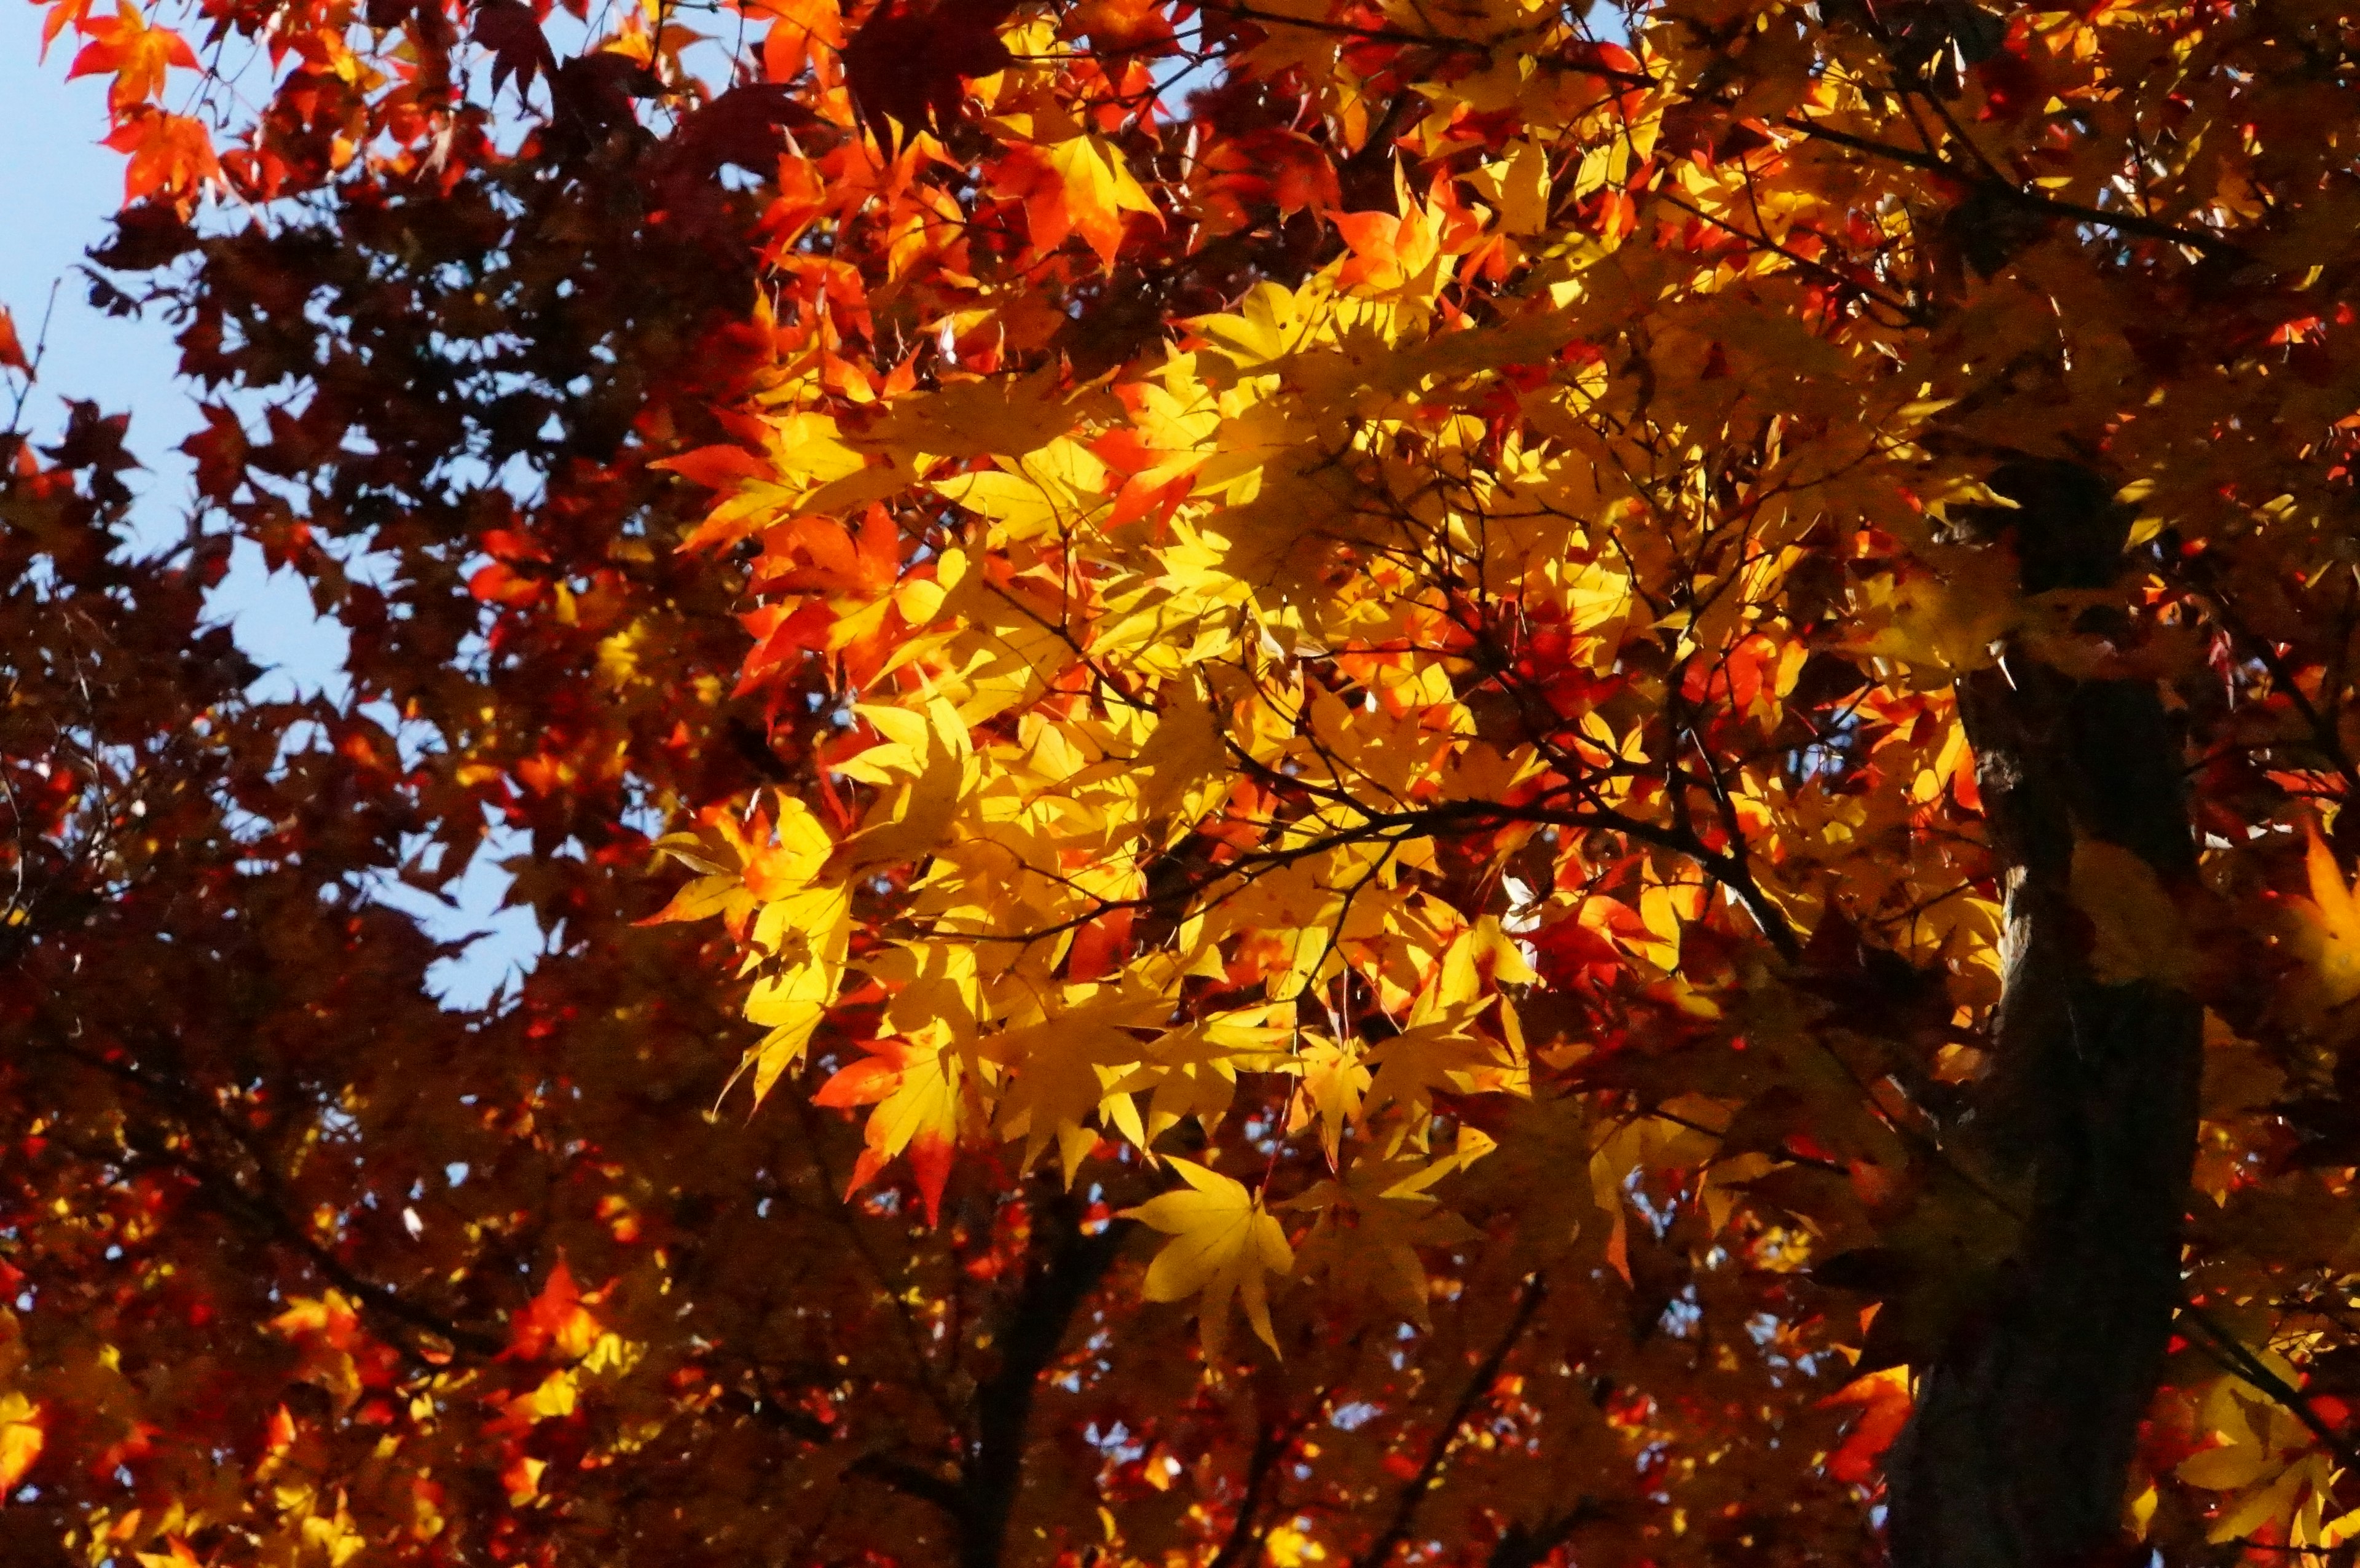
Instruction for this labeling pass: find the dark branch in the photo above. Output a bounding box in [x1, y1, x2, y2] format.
[1209, 1414, 1298, 1568]
[958, 1189, 1126, 1568]
[1488, 1499, 1599, 1568]
[1352, 1274, 1547, 1568]
[1782, 115, 2247, 260]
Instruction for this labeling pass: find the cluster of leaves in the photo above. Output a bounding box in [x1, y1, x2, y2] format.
[7, 0, 2360, 1558]
[654, 0, 2360, 1554]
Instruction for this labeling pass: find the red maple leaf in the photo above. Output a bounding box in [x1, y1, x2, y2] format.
[0, 309, 28, 377]
[840, 0, 1016, 154]
[471, 0, 559, 106]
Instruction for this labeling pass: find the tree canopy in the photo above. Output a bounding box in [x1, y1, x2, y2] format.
[6, 0, 2360, 1562]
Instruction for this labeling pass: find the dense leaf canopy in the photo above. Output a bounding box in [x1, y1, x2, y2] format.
[6, 0, 2360, 1561]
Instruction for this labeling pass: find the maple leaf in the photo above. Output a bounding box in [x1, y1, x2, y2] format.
[1066, 0, 1170, 51]
[984, 997, 1160, 1182]
[738, 879, 855, 1101]
[1819, 1367, 1911, 1486]
[1291, 1035, 1369, 1163]
[471, 0, 559, 106]
[1107, 1006, 1296, 1146]
[1122, 1158, 1293, 1358]
[506, 1262, 602, 1362]
[744, 0, 844, 81]
[839, 0, 1015, 154]
[852, 363, 1082, 460]
[1849, 543, 2021, 676]
[0, 1394, 44, 1494]
[838, 695, 972, 871]
[644, 798, 835, 932]
[100, 110, 219, 206]
[66, 2, 197, 114]
[1131, 677, 1229, 825]
[661, 84, 814, 188]
[1288, 1140, 1486, 1327]
[1360, 1002, 1512, 1135]
[2298, 826, 2360, 1006]
[179, 403, 248, 500]
[0, 308, 27, 377]
[2171, 1360, 2335, 1544]
[816, 1031, 970, 1222]
[996, 136, 1160, 268]
[37, 0, 94, 58]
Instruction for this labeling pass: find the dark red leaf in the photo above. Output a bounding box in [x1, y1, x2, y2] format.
[471, 0, 558, 106]
[840, 0, 1017, 154]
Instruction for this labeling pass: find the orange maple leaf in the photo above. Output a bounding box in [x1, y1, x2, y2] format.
[815, 1033, 967, 1223]
[68, 2, 199, 116]
[507, 1262, 604, 1362]
[752, 506, 901, 595]
[2300, 826, 2360, 1005]
[1067, 0, 1171, 52]
[743, 0, 846, 83]
[37, 0, 95, 59]
[997, 136, 1158, 268]
[1820, 1366, 1912, 1484]
[102, 111, 222, 208]
[1331, 175, 1477, 293]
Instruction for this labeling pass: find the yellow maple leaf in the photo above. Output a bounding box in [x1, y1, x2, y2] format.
[1292, 1035, 1370, 1163]
[985, 998, 1160, 1183]
[1133, 678, 1228, 825]
[643, 796, 835, 933]
[2300, 827, 2360, 1005]
[841, 696, 973, 871]
[1107, 1006, 1294, 1145]
[2069, 839, 2193, 987]
[0, 1392, 43, 1494]
[1361, 1002, 1508, 1134]
[1042, 135, 1159, 267]
[1288, 1137, 1487, 1327]
[1852, 544, 2020, 678]
[854, 363, 1083, 460]
[1482, 138, 1554, 236]
[738, 879, 854, 1103]
[1122, 1158, 1293, 1358]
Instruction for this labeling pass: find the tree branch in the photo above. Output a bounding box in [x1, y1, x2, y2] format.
[1487, 1498, 1598, 1568]
[1209, 1411, 1299, 1568]
[731, 1381, 972, 1516]
[2182, 1306, 2360, 1472]
[958, 1188, 1126, 1568]
[1782, 114, 2246, 259]
[1352, 1274, 1546, 1568]
[31, 1022, 505, 1357]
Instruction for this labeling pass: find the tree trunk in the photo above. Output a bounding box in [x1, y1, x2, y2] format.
[1884, 462, 2205, 1568]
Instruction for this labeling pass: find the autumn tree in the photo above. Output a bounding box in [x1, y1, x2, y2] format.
[7, 0, 2360, 1562]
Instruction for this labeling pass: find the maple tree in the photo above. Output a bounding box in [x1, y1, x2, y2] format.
[7, 0, 2360, 1560]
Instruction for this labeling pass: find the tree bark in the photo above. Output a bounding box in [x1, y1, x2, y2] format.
[959, 1190, 1121, 1568]
[1884, 462, 2205, 1568]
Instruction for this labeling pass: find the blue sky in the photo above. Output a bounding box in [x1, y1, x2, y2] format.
[1, 14, 543, 1007]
